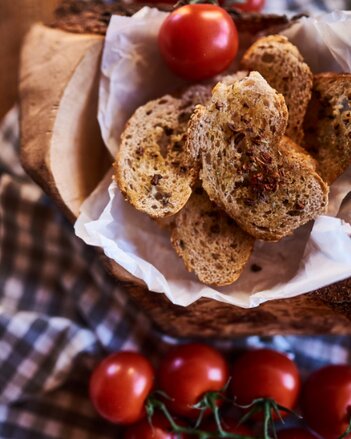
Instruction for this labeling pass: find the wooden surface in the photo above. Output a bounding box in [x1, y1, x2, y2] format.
[19, 11, 351, 337]
[0, 0, 60, 120]
[20, 24, 111, 220]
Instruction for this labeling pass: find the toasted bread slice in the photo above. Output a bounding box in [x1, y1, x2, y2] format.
[304, 72, 351, 184]
[115, 95, 200, 218]
[171, 186, 254, 286]
[240, 35, 313, 144]
[187, 72, 329, 241]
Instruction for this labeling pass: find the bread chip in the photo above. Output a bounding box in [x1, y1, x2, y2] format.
[171, 186, 254, 286]
[187, 72, 329, 241]
[115, 95, 199, 218]
[304, 72, 351, 184]
[240, 35, 313, 144]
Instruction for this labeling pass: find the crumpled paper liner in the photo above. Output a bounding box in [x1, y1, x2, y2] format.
[75, 8, 351, 308]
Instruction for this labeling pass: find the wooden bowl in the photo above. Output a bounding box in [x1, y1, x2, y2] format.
[19, 4, 351, 337]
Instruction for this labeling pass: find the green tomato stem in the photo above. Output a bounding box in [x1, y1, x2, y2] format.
[146, 393, 256, 439]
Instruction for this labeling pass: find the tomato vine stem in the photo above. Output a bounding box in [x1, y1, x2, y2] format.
[235, 397, 300, 439]
[145, 392, 256, 438]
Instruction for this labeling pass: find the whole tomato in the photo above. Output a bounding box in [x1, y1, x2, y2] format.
[158, 4, 239, 80]
[90, 352, 154, 425]
[223, 0, 265, 12]
[277, 428, 319, 439]
[158, 343, 229, 418]
[124, 413, 188, 439]
[301, 364, 351, 439]
[231, 349, 301, 416]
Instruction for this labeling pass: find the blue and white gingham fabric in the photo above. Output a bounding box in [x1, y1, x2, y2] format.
[264, 0, 350, 14]
[0, 1, 350, 437]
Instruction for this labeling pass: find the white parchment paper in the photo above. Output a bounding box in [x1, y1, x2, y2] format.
[75, 9, 351, 308]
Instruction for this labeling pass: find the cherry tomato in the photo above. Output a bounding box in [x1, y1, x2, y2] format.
[301, 364, 351, 439]
[202, 417, 253, 436]
[223, 0, 265, 12]
[277, 428, 319, 439]
[158, 4, 239, 80]
[90, 352, 154, 425]
[158, 343, 229, 418]
[231, 349, 301, 417]
[124, 413, 188, 439]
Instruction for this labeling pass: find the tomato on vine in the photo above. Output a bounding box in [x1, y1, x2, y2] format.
[158, 4, 239, 80]
[301, 364, 351, 439]
[90, 352, 154, 424]
[158, 343, 229, 418]
[231, 349, 301, 416]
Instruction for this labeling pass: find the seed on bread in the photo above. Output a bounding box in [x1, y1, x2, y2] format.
[187, 72, 329, 241]
[240, 35, 313, 144]
[171, 186, 255, 286]
[303, 72, 351, 184]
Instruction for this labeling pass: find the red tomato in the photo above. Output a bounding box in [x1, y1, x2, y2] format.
[158, 344, 229, 418]
[301, 364, 351, 439]
[124, 413, 188, 439]
[277, 428, 319, 439]
[202, 417, 253, 436]
[231, 349, 301, 417]
[90, 352, 154, 425]
[158, 4, 239, 80]
[223, 0, 265, 12]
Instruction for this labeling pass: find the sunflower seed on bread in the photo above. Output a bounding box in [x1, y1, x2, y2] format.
[303, 72, 351, 184]
[170, 186, 254, 286]
[240, 35, 313, 145]
[187, 71, 329, 241]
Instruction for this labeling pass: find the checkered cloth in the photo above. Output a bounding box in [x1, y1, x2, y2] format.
[265, 0, 351, 14]
[1, 1, 351, 437]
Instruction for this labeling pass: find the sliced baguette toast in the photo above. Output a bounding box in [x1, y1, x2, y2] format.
[240, 35, 313, 144]
[171, 186, 254, 286]
[187, 72, 329, 241]
[115, 95, 200, 218]
[304, 72, 351, 184]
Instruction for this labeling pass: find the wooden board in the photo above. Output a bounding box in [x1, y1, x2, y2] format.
[19, 13, 351, 337]
[0, 0, 60, 120]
